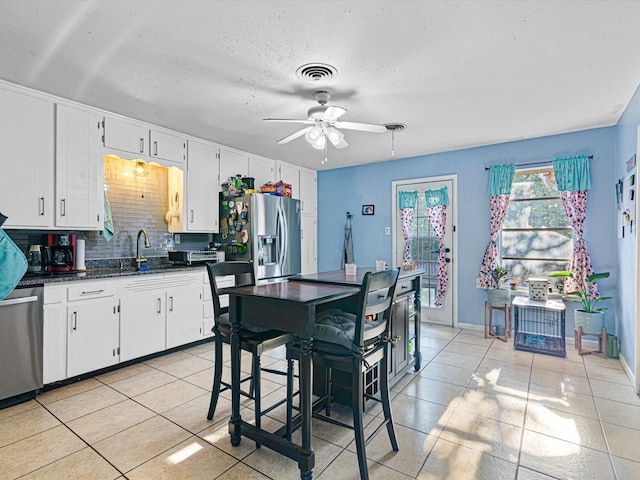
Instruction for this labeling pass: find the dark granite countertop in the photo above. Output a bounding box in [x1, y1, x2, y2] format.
[18, 263, 206, 287]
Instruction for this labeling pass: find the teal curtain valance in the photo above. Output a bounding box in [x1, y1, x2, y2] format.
[398, 191, 418, 209]
[553, 155, 591, 191]
[488, 164, 516, 195]
[425, 187, 449, 207]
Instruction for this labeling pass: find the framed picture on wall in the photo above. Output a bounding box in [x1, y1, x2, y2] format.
[362, 205, 375, 215]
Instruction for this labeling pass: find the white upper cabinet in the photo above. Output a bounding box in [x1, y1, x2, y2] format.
[0, 88, 54, 228]
[187, 139, 219, 232]
[149, 128, 186, 166]
[103, 116, 148, 157]
[55, 104, 103, 230]
[276, 160, 301, 199]
[248, 154, 274, 189]
[103, 116, 186, 166]
[299, 167, 317, 215]
[219, 147, 249, 186]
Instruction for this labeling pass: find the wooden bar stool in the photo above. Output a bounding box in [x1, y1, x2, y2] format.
[575, 326, 607, 358]
[484, 301, 511, 343]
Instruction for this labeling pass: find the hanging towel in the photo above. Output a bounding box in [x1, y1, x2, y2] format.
[0, 228, 28, 300]
[102, 191, 115, 242]
[342, 215, 354, 268]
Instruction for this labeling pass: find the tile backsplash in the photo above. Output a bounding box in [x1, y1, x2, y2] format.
[7, 156, 209, 262]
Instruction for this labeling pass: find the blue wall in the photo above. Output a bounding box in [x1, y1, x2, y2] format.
[318, 128, 618, 332]
[614, 83, 640, 378]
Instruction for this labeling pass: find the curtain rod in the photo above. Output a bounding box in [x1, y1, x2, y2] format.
[484, 155, 593, 171]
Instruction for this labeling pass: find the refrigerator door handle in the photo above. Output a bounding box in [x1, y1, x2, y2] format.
[281, 201, 288, 271]
[275, 200, 287, 271]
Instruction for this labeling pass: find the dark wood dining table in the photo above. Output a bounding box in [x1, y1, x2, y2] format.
[227, 280, 360, 480]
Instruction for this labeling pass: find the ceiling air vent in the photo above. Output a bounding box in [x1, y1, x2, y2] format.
[296, 63, 338, 83]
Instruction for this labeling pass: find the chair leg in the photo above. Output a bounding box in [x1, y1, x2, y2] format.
[380, 343, 399, 451]
[352, 360, 369, 480]
[253, 352, 262, 448]
[285, 355, 294, 441]
[325, 367, 332, 416]
[207, 331, 224, 420]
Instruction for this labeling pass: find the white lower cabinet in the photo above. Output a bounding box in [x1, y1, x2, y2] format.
[43, 285, 67, 384]
[120, 289, 167, 362]
[42, 270, 210, 384]
[120, 271, 203, 361]
[66, 281, 120, 377]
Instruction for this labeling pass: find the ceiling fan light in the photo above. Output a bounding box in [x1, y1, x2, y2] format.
[326, 126, 343, 144]
[305, 126, 323, 143]
[311, 135, 326, 150]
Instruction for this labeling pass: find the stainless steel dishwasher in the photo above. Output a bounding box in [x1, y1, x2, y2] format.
[0, 285, 44, 409]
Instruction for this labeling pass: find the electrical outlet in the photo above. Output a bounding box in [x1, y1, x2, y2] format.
[384, 227, 390, 235]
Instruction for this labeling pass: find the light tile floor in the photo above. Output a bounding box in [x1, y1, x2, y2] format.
[2, 324, 640, 480]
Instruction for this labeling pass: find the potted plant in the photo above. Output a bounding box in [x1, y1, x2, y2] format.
[483, 266, 510, 307]
[549, 270, 612, 333]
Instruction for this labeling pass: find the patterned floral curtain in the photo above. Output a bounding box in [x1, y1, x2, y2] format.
[553, 155, 598, 296]
[398, 191, 418, 265]
[477, 164, 516, 288]
[425, 187, 449, 306]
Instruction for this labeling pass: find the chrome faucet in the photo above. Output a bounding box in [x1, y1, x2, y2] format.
[136, 228, 151, 269]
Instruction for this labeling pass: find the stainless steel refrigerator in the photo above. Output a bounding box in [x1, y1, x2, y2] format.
[216, 194, 301, 283]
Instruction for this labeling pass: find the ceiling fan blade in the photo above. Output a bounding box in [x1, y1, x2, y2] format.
[277, 127, 312, 144]
[333, 138, 349, 149]
[334, 121, 386, 133]
[263, 118, 315, 125]
[321, 106, 347, 122]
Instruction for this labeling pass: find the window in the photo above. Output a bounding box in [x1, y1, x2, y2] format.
[501, 168, 572, 280]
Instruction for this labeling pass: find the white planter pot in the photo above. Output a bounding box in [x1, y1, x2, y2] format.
[574, 310, 605, 334]
[487, 288, 510, 308]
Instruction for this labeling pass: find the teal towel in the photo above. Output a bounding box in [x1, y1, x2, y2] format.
[102, 192, 114, 242]
[0, 228, 28, 300]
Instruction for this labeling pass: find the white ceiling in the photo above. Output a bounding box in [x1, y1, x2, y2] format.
[1, 0, 640, 171]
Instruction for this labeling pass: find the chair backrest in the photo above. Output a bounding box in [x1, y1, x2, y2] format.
[206, 261, 255, 318]
[352, 269, 400, 349]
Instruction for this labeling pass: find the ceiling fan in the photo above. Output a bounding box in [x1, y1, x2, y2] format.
[263, 91, 386, 156]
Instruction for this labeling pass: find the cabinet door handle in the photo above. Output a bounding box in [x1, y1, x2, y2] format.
[72, 311, 78, 331]
[81, 289, 104, 296]
[157, 298, 162, 314]
[153, 141, 158, 156]
[140, 137, 144, 153]
[60, 198, 66, 217]
[169, 296, 174, 312]
[39, 197, 45, 216]
[190, 210, 194, 223]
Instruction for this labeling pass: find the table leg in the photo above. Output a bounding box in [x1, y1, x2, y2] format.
[229, 298, 242, 447]
[298, 336, 315, 479]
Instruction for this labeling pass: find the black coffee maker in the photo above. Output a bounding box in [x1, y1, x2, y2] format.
[43, 234, 76, 272]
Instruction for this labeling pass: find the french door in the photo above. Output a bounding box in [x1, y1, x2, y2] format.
[392, 176, 457, 326]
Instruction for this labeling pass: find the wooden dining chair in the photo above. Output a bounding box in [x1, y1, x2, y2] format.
[303, 268, 400, 480]
[206, 261, 295, 445]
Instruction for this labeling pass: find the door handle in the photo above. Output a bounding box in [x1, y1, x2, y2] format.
[190, 210, 194, 223]
[61, 198, 66, 217]
[139, 138, 144, 153]
[153, 141, 158, 156]
[72, 311, 78, 331]
[157, 298, 162, 314]
[169, 296, 174, 312]
[39, 197, 45, 216]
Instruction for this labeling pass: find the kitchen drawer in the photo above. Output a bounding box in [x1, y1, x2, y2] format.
[67, 281, 116, 301]
[44, 284, 65, 304]
[396, 278, 416, 297]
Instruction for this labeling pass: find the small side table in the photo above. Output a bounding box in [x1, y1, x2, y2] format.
[575, 326, 607, 358]
[485, 301, 511, 343]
